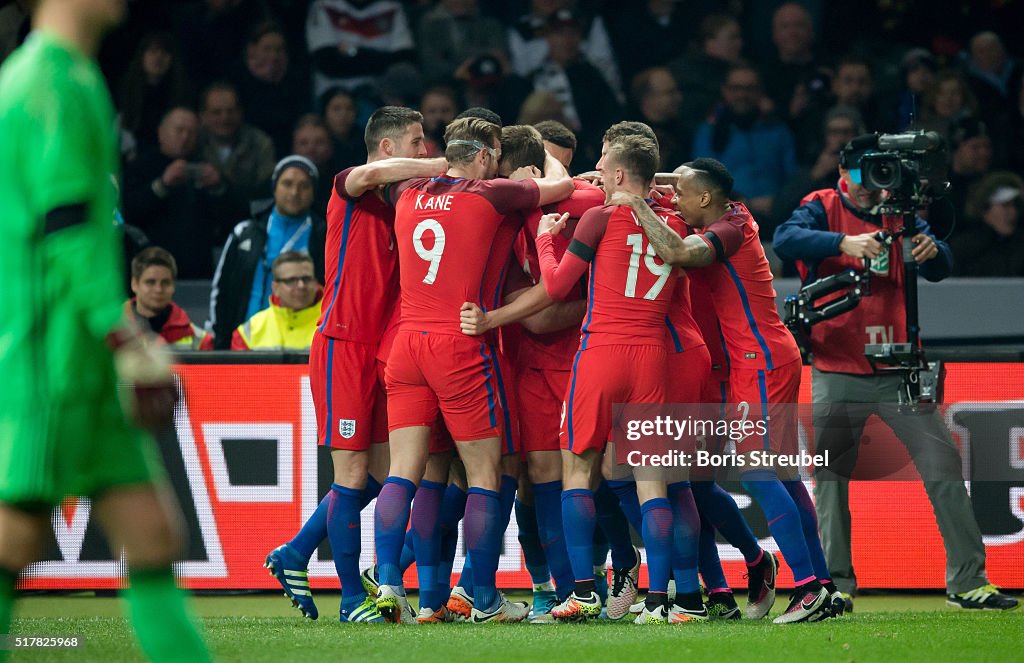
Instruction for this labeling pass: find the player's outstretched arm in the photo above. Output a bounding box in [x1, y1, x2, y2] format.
[506, 286, 587, 335]
[517, 151, 573, 206]
[460, 282, 554, 336]
[608, 192, 714, 268]
[344, 157, 447, 197]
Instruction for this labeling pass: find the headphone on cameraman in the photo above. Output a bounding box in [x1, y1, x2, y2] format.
[839, 133, 880, 170]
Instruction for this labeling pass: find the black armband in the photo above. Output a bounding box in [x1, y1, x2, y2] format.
[43, 203, 89, 235]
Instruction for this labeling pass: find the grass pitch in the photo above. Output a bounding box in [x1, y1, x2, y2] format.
[7, 593, 1022, 662]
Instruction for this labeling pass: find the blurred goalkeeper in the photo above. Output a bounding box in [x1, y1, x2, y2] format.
[0, 1, 210, 661]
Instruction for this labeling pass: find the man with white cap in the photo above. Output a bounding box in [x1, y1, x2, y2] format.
[208, 154, 326, 349]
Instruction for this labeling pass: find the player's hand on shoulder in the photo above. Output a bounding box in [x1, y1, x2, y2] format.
[510, 165, 542, 181]
[574, 171, 602, 186]
[607, 191, 643, 209]
[107, 326, 177, 429]
[537, 212, 568, 237]
[460, 302, 491, 336]
[839, 232, 883, 259]
[910, 233, 939, 263]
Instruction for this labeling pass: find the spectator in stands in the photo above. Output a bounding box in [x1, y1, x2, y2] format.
[893, 48, 936, 130]
[173, 0, 272, 88]
[947, 116, 994, 236]
[1009, 82, 1024, 175]
[305, 0, 416, 99]
[209, 156, 326, 350]
[830, 55, 887, 133]
[951, 172, 1024, 276]
[122, 107, 226, 279]
[964, 31, 1020, 157]
[607, 0, 692, 84]
[117, 31, 191, 160]
[419, 85, 460, 156]
[197, 81, 277, 222]
[232, 21, 308, 157]
[456, 51, 531, 128]
[508, 0, 622, 100]
[529, 10, 620, 168]
[629, 67, 689, 170]
[291, 114, 336, 214]
[126, 246, 209, 350]
[760, 2, 819, 127]
[320, 87, 367, 169]
[668, 13, 744, 129]
[416, 0, 507, 86]
[916, 70, 978, 138]
[693, 64, 797, 221]
[232, 251, 322, 350]
[772, 106, 864, 241]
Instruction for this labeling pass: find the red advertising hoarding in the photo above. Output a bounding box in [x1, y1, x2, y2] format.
[20, 363, 1024, 591]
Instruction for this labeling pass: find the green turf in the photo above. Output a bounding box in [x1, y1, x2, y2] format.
[6, 594, 1022, 663]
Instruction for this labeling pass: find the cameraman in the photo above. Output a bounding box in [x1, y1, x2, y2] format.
[773, 135, 1017, 611]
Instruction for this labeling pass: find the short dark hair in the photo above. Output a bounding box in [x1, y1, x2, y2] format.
[500, 125, 546, 173]
[700, 13, 739, 46]
[318, 86, 355, 115]
[456, 107, 502, 126]
[836, 54, 872, 75]
[200, 81, 239, 111]
[246, 20, 285, 47]
[132, 246, 177, 280]
[271, 250, 314, 275]
[364, 106, 423, 154]
[534, 120, 577, 150]
[607, 135, 659, 185]
[444, 117, 502, 165]
[603, 121, 659, 151]
[684, 158, 734, 197]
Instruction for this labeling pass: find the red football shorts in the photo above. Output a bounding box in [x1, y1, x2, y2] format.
[385, 331, 504, 442]
[488, 346, 520, 456]
[729, 358, 801, 456]
[665, 344, 711, 403]
[517, 367, 570, 454]
[692, 364, 731, 480]
[310, 332, 388, 451]
[561, 344, 667, 455]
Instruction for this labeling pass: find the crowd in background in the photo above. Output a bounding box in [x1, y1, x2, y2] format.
[2, 0, 1023, 341]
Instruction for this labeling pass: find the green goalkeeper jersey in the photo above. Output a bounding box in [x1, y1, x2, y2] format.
[0, 31, 124, 404]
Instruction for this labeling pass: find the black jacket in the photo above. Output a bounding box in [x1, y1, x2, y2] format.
[207, 200, 326, 349]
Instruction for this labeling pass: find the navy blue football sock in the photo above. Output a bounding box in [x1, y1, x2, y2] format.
[328, 483, 367, 605]
[373, 476, 415, 589]
[515, 498, 551, 586]
[594, 481, 637, 569]
[534, 480, 574, 599]
[288, 493, 329, 561]
[437, 483, 467, 597]
[783, 479, 832, 581]
[561, 488, 597, 592]
[360, 474, 383, 509]
[667, 482, 701, 595]
[464, 487, 502, 612]
[411, 479, 445, 611]
[698, 512, 729, 592]
[741, 471, 814, 584]
[692, 480, 762, 563]
[606, 479, 643, 533]
[641, 498, 673, 594]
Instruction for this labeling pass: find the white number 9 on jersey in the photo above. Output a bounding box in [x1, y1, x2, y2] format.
[413, 218, 446, 284]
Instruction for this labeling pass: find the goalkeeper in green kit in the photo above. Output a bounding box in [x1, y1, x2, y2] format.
[0, 1, 210, 661]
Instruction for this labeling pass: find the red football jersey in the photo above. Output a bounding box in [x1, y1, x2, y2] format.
[317, 167, 399, 344]
[693, 202, 800, 370]
[538, 201, 681, 349]
[514, 180, 605, 370]
[657, 205, 705, 355]
[687, 267, 729, 372]
[388, 176, 539, 335]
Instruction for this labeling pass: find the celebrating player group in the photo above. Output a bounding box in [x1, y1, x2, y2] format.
[264, 105, 844, 627]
